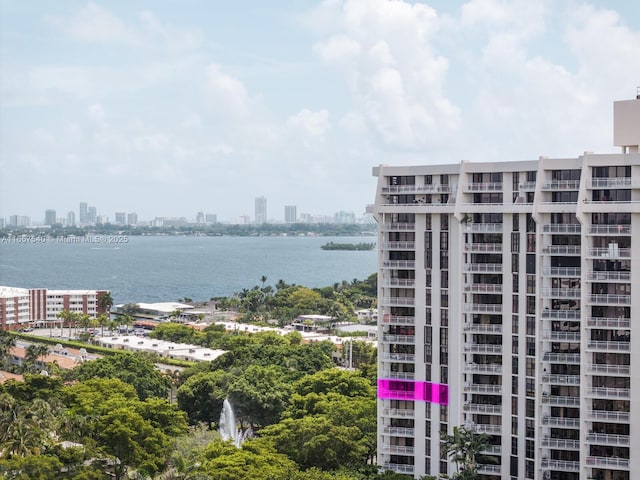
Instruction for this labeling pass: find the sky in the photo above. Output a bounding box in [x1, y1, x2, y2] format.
[1, 0, 640, 224]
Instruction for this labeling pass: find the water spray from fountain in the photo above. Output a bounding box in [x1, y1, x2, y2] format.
[218, 398, 253, 448]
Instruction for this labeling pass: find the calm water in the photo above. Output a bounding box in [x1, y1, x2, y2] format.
[0, 235, 377, 304]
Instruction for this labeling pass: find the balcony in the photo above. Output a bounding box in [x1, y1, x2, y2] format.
[585, 410, 630, 423]
[382, 241, 415, 250]
[585, 432, 630, 446]
[541, 374, 581, 386]
[519, 181, 537, 191]
[541, 416, 580, 428]
[542, 224, 581, 234]
[381, 223, 415, 231]
[541, 437, 580, 450]
[382, 463, 414, 474]
[542, 309, 581, 320]
[382, 184, 435, 193]
[477, 464, 502, 475]
[586, 364, 630, 376]
[542, 267, 581, 277]
[382, 334, 415, 344]
[540, 395, 580, 406]
[464, 363, 503, 374]
[588, 224, 631, 235]
[464, 182, 503, 192]
[542, 352, 580, 363]
[586, 247, 631, 259]
[585, 341, 630, 352]
[464, 263, 503, 273]
[464, 284, 503, 294]
[382, 297, 415, 306]
[463, 403, 503, 414]
[464, 242, 503, 253]
[541, 180, 581, 190]
[585, 317, 629, 329]
[541, 245, 581, 255]
[465, 423, 502, 435]
[383, 426, 415, 437]
[587, 294, 631, 305]
[541, 331, 581, 342]
[463, 323, 503, 333]
[464, 223, 503, 233]
[464, 343, 503, 354]
[540, 459, 580, 472]
[380, 445, 415, 455]
[586, 271, 630, 281]
[586, 387, 630, 399]
[464, 383, 502, 394]
[541, 288, 581, 299]
[382, 407, 416, 418]
[382, 315, 415, 326]
[383, 278, 416, 288]
[382, 260, 416, 269]
[590, 177, 632, 188]
[381, 352, 415, 362]
[585, 456, 630, 469]
[380, 371, 415, 381]
[463, 304, 503, 314]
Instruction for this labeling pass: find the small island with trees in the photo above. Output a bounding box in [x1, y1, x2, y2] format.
[321, 241, 376, 251]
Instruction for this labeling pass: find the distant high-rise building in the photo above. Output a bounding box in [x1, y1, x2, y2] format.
[334, 211, 356, 224]
[285, 205, 297, 223]
[79, 202, 88, 225]
[127, 213, 138, 226]
[9, 215, 30, 227]
[196, 212, 205, 224]
[66, 211, 76, 227]
[205, 213, 217, 224]
[0, 218, 4, 229]
[255, 196, 267, 224]
[44, 209, 56, 226]
[115, 212, 126, 225]
[87, 206, 97, 225]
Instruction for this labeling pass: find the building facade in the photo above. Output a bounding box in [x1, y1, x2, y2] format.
[372, 97, 640, 480]
[255, 196, 267, 224]
[285, 205, 297, 223]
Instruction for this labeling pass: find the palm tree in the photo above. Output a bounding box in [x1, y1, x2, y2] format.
[0, 331, 16, 369]
[97, 291, 114, 315]
[24, 344, 50, 374]
[442, 425, 490, 479]
[56, 309, 75, 338]
[96, 312, 109, 337]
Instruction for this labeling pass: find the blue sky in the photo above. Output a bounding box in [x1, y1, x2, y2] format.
[2, 0, 640, 223]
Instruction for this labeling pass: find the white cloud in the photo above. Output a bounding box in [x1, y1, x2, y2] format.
[48, 3, 140, 45]
[286, 109, 331, 138]
[205, 64, 250, 118]
[139, 10, 204, 52]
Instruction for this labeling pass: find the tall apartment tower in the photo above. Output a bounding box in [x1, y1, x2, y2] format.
[79, 202, 88, 225]
[285, 205, 297, 223]
[372, 97, 640, 480]
[255, 196, 267, 224]
[44, 209, 56, 226]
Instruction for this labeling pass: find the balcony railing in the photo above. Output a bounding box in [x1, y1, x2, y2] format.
[382, 463, 414, 474]
[382, 407, 416, 418]
[585, 456, 630, 469]
[463, 403, 503, 414]
[477, 464, 502, 475]
[464, 343, 503, 354]
[464, 323, 503, 333]
[541, 437, 580, 450]
[381, 223, 415, 231]
[382, 260, 416, 269]
[586, 387, 630, 399]
[586, 271, 630, 281]
[541, 245, 581, 255]
[464, 384, 502, 394]
[464, 223, 503, 233]
[541, 180, 581, 190]
[465, 423, 502, 435]
[586, 364, 630, 376]
[542, 353, 580, 364]
[464, 263, 503, 273]
[383, 278, 416, 288]
[587, 247, 631, 258]
[541, 416, 580, 428]
[464, 182, 503, 192]
[585, 432, 630, 446]
[383, 426, 415, 436]
[382, 241, 415, 249]
[380, 371, 415, 381]
[464, 283, 503, 294]
[464, 304, 503, 313]
[585, 410, 630, 423]
[542, 224, 581, 233]
[590, 177, 632, 188]
[382, 315, 415, 326]
[585, 317, 629, 329]
[541, 331, 580, 342]
[542, 267, 581, 277]
[382, 334, 415, 344]
[382, 297, 415, 306]
[541, 395, 580, 406]
[540, 459, 580, 471]
[587, 294, 631, 305]
[464, 362, 503, 374]
[541, 288, 581, 298]
[585, 341, 630, 352]
[519, 181, 537, 191]
[464, 242, 503, 252]
[589, 224, 631, 235]
[380, 445, 415, 455]
[541, 374, 581, 386]
[542, 309, 581, 320]
[381, 353, 415, 362]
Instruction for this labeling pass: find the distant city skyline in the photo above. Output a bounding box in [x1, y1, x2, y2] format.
[2, 1, 640, 222]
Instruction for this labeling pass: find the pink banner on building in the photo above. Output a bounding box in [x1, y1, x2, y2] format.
[377, 379, 449, 405]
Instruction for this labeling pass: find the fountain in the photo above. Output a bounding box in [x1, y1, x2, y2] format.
[218, 398, 252, 447]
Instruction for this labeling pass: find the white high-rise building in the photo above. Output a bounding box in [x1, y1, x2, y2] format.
[285, 205, 297, 224]
[372, 96, 640, 480]
[255, 196, 267, 224]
